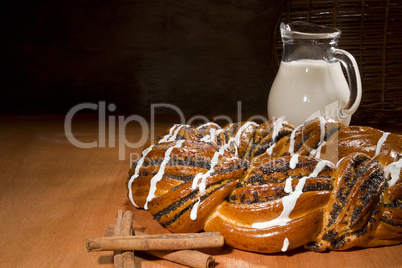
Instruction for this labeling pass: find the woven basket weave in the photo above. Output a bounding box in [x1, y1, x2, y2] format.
[273, 0, 402, 126]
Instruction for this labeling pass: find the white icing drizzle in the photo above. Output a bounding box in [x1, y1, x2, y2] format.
[272, 117, 285, 142]
[374, 132, 390, 158]
[158, 124, 178, 143]
[210, 128, 223, 143]
[310, 160, 332, 177]
[127, 145, 155, 208]
[225, 137, 239, 157]
[266, 145, 274, 155]
[266, 118, 285, 155]
[192, 146, 227, 191]
[289, 154, 300, 169]
[170, 125, 187, 141]
[128, 124, 191, 208]
[309, 117, 326, 158]
[252, 160, 331, 229]
[336, 156, 346, 168]
[197, 123, 223, 145]
[200, 128, 224, 144]
[196, 122, 220, 129]
[384, 158, 402, 187]
[190, 124, 250, 220]
[313, 142, 325, 159]
[319, 116, 325, 142]
[219, 122, 257, 158]
[200, 135, 212, 143]
[159, 124, 188, 143]
[234, 122, 258, 148]
[191, 173, 204, 191]
[288, 124, 302, 155]
[190, 197, 201, 220]
[144, 140, 185, 210]
[284, 177, 293, 193]
[190, 145, 227, 220]
[266, 144, 274, 155]
[252, 176, 307, 229]
[281, 237, 290, 252]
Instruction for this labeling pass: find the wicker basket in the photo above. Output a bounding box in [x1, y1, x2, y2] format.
[273, 0, 402, 126]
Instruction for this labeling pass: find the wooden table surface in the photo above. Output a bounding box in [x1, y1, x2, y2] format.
[1, 115, 401, 268]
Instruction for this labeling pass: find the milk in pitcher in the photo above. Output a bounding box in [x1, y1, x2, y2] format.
[268, 59, 351, 126]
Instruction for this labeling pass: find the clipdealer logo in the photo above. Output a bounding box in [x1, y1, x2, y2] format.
[64, 101, 269, 163]
[64, 101, 148, 161]
[64, 101, 341, 165]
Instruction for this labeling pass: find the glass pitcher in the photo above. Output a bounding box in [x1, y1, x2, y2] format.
[268, 21, 362, 126]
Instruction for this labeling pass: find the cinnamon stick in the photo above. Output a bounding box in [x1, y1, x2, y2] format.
[97, 210, 219, 267]
[122, 251, 135, 267]
[111, 210, 135, 268]
[113, 210, 124, 236]
[121, 211, 133, 236]
[121, 211, 135, 267]
[105, 225, 216, 268]
[145, 249, 215, 268]
[113, 210, 124, 268]
[135, 230, 216, 268]
[86, 232, 224, 252]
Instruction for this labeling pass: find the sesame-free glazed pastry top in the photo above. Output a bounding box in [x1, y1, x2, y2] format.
[127, 117, 402, 253]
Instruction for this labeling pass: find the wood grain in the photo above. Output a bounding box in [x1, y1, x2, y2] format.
[0, 115, 401, 267]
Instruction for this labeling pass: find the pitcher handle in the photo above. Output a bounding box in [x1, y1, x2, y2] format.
[330, 48, 362, 120]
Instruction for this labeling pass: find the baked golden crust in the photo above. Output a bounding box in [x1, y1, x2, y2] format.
[204, 155, 335, 253]
[127, 118, 402, 253]
[320, 125, 402, 163]
[128, 139, 248, 233]
[305, 153, 387, 251]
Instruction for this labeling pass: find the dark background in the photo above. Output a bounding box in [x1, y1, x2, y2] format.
[1, 0, 283, 116]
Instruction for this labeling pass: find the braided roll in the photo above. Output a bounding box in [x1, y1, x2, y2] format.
[127, 117, 402, 253]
